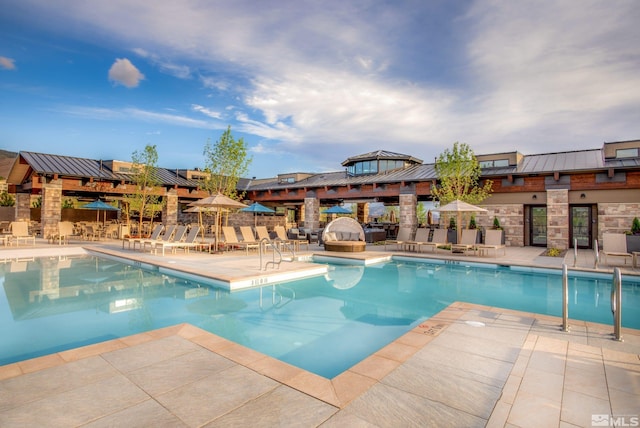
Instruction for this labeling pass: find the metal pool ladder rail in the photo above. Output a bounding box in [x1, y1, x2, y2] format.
[260, 237, 295, 270]
[611, 267, 623, 341]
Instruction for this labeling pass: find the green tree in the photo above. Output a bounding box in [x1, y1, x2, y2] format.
[124, 144, 164, 236]
[431, 142, 493, 206]
[202, 126, 252, 199]
[0, 191, 15, 207]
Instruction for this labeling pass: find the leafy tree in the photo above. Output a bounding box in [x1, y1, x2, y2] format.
[62, 198, 75, 209]
[431, 142, 493, 206]
[0, 191, 15, 206]
[202, 126, 252, 199]
[416, 202, 427, 226]
[124, 144, 164, 236]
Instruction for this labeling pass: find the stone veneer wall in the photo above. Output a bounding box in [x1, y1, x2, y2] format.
[399, 193, 417, 232]
[14, 193, 31, 222]
[162, 189, 178, 226]
[479, 204, 524, 247]
[597, 202, 640, 240]
[41, 180, 63, 240]
[546, 189, 569, 250]
[304, 197, 320, 230]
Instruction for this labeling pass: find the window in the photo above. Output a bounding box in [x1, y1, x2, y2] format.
[616, 148, 639, 158]
[480, 159, 509, 168]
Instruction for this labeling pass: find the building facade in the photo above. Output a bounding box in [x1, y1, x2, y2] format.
[5, 140, 640, 250]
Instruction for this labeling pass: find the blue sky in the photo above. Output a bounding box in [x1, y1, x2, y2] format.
[1, 0, 639, 178]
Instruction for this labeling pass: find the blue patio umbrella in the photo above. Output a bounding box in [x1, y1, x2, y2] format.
[82, 199, 119, 224]
[322, 205, 352, 215]
[241, 202, 275, 226]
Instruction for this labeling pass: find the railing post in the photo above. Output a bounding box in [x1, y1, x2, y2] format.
[611, 267, 623, 341]
[561, 264, 570, 332]
[573, 238, 578, 267]
[593, 239, 599, 269]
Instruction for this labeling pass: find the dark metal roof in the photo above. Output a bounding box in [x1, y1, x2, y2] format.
[19, 151, 202, 188]
[481, 148, 640, 176]
[341, 150, 423, 166]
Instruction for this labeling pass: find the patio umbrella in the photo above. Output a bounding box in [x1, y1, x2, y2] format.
[82, 199, 120, 225]
[184, 205, 213, 241]
[241, 202, 275, 227]
[322, 205, 352, 215]
[189, 193, 247, 251]
[434, 199, 487, 243]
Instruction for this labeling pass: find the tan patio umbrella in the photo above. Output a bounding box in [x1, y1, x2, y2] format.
[435, 199, 487, 243]
[189, 193, 247, 252]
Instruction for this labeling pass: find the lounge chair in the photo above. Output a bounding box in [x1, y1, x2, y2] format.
[322, 217, 366, 252]
[149, 225, 187, 255]
[451, 229, 478, 255]
[255, 225, 271, 241]
[162, 226, 202, 254]
[601, 233, 632, 266]
[139, 224, 176, 252]
[222, 226, 260, 254]
[273, 225, 296, 246]
[418, 228, 448, 253]
[478, 229, 506, 257]
[384, 227, 413, 250]
[403, 227, 430, 252]
[124, 224, 165, 250]
[239, 226, 258, 243]
[9, 221, 36, 246]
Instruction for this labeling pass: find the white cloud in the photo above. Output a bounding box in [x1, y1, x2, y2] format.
[132, 47, 190, 79]
[0, 56, 16, 70]
[192, 104, 223, 120]
[108, 58, 145, 88]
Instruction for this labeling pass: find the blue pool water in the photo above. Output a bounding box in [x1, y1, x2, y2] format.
[1, 255, 639, 378]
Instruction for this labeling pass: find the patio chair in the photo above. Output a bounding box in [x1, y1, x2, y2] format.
[124, 223, 165, 250]
[451, 229, 478, 255]
[222, 226, 260, 254]
[418, 228, 448, 253]
[477, 229, 506, 258]
[601, 233, 632, 266]
[9, 221, 36, 246]
[384, 227, 413, 250]
[149, 225, 187, 255]
[51, 221, 80, 245]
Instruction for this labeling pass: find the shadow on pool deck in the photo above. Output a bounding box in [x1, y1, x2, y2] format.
[0, 240, 639, 427]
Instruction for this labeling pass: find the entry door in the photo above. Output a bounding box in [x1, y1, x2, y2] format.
[530, 206, 547, 247]
[570, 206, 592, 249]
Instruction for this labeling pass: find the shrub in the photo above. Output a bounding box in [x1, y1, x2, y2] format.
[632, 217, 640, 235]
[0, 191, 14, 207]
[492, 216, 502, 230]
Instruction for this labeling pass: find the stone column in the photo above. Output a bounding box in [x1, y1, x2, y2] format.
[304, 197, 320, 230]
[399, 193, 418, 232]
[547, 189, 569, 249]
[357, 203, 369, 224]
[162, 189, 178, 226]
[15, 193, 31, 222]
[41, 179, 63, 240]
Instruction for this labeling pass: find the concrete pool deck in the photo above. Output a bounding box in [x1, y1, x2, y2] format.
[0, 240, 639, 427]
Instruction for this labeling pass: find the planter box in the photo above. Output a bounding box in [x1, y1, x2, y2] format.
[626, 235, 640, 252]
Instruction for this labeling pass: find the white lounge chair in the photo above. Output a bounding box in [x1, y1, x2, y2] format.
[601, 233, 632, 266]
[403, 227, 430, 252]
[162, 226, 202, 254]
[222, 226, 260, 254]
[150, 225, 188, 255]
[478, 229, 506, 257]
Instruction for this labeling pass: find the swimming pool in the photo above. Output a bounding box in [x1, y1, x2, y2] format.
[1, 254, 639, 378]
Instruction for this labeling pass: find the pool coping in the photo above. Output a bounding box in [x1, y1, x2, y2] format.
[2, 301, 639, 411]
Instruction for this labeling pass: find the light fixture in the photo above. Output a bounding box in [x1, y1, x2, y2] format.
[532, 194, 537, 200]
[580, 193, 586, 199]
